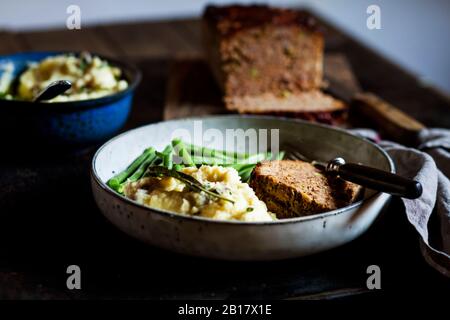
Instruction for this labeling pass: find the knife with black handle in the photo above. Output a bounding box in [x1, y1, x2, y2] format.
[325, 157, 422, 199]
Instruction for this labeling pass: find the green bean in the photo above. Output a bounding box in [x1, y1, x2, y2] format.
[239, 166, 255, 182]
[162, 144, 173, 154]
[155, 151, 164, 162]
[107, 147, 155, 191]
[173, 164, 184, 171]
[155, 145, 173, 166]
[172, 139, 195, 167]
[171, 138, 183, 148]
[181, 148, 195, 167]
[127, 149, 157, 182]
[164, 151, 173, 169]
[276, 151, 285, 160]
[185, 142, 250, 160]
[190, 156, 214, 166]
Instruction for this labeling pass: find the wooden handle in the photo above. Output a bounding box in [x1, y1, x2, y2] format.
[352, 92, 425, 145]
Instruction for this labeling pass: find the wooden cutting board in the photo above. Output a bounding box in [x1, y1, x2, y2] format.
[164, 53, 359, 121]
[164, 53, 428, 145]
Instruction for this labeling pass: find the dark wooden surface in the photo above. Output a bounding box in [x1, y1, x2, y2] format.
[0, 15, 449, 300]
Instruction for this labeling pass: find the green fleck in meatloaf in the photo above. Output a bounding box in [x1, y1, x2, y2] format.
[250, 160, 363, 218]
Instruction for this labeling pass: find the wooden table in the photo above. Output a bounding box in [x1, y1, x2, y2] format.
[0, 15, 449, 300]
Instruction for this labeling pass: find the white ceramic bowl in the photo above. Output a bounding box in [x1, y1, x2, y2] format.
[91, 115, 394, 260]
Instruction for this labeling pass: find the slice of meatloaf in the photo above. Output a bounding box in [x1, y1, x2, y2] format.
[225, 90, 347, 124]
[202, 5, 324, 96]
[250, 160, 362, 218]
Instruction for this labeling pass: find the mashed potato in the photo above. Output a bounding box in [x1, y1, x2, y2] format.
[124, 165, 276, 222]
[17, 53, 128, 102]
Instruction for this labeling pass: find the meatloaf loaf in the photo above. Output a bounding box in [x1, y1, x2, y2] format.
[250, 160, 362, 218]
[202, 5, 346, 121]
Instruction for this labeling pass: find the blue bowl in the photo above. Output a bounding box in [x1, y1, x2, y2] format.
[0, 51, 141, 151]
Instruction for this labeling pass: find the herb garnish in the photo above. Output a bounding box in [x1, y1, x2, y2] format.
[145, 166, 235, 204]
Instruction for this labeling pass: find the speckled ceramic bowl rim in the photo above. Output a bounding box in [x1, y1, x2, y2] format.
[0, 50, 141, 111]
[91, 115, 395, 226]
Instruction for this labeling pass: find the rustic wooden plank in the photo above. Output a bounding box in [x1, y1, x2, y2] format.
[170, 19, 202, 56]
[100, 22, 169, 58]
[19, 27, 120, 57]
[164, 58, 224, 120]
[0, 32, 27, 54]
[100, 20, 201, 59]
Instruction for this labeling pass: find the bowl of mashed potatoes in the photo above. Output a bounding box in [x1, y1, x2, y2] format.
[0, 51, 141, 149]
[15, 53, 129, 102]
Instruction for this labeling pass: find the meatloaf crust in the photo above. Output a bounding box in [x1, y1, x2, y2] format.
[203, 5, 320, 38]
